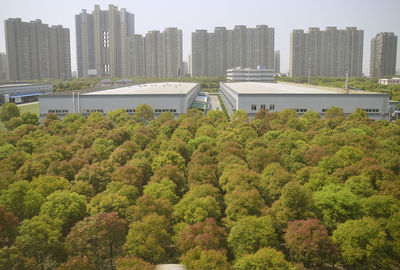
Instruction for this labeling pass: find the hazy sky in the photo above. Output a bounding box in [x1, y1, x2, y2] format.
[0, 0, 399, 75]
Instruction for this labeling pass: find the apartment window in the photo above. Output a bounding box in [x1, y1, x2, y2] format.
[260, 104, 266, 110]
[251, 104, 257, 111]
[170, 109, 177, 113]
[322, 108, 327, 113]
[269, 104, 275, 111]
[126, 109, 133, 113]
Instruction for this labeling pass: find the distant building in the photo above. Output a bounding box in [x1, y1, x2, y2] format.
[191, 25, 274, 77]
[0, 83, 52, 105]
[227, 67, 274, 82]
[290, 27, 363, 77]
[370, 32, 397, 78]
[274, 50, 280, 73]
[125, 28, 183, 78]
[379, 78, 400, 85]
[220, 82, 390, 120]
[75, 5, 135, 78]
[0, 53, 8, 80]
[5, 18, 71, 80]
[39, 82, 200, 121]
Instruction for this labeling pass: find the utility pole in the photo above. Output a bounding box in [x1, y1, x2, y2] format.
[345, 70, 349, 94]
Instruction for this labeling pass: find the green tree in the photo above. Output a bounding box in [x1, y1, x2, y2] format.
[144, 178, 179, 204]
[0, 206, 19, 247]
[313, 184, 362, 229]
[40, 190, 87, 234]
[88, 192, 130, 218]
[227, 216, 278, 258]
[180, 247, 231, 270]
[224, 188, 264, 222]
[15, 160, 46, 181]
[66, 212, 128, 269]
[0, 102, 20, 122]
[123, 213, 171, 264]
[284, 219, 337, 267]
[332, 217, 395, 269]
[233, 247, 294, 270]
[106, 108, 131, 125]
[174, 185, 222, 224]
[126, 194, 173, 223]
[57, 257, 96, 270]
[115, 256, 154, 270]
[324, 106, 344, 119]
[0, 180, 44, 220]
[16, 214, 64, 270]
[152, 150, 186, 172]
[134, 104, 154, 125]
[176, 218, 227, 254]
[21, 111, 40, 125]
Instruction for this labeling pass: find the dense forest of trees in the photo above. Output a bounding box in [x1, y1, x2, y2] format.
[0, 102, 400, 270]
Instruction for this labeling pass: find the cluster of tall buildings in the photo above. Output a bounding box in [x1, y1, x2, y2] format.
[290, 27, 364, 77]
[190, 25, 274, 77]
[75, 5, 183, 78]
[0, 4, 398, 81]
[5, 18, 71, 80]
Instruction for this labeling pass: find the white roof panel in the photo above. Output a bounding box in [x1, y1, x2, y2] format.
[223, 82, 382, 95]
[84, 82, 198, 95]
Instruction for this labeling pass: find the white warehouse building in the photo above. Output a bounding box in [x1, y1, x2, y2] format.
[220, 82, 393, 120]
[39, 82, 200, 121]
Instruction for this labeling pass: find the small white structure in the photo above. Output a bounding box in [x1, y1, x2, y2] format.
[227, 67, 274, 82]
[156, 264, 186, 270]
[379, 78, 400, 85]
[220, 81, 391, 120]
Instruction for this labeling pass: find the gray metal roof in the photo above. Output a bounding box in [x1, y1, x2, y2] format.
[84, 82, 199, 95]
[223, 82, 382, 95]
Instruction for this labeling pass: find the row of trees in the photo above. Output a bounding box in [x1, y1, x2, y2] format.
[0, 102, 399, 269]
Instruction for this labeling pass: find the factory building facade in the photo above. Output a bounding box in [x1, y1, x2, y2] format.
[39, 82, 200, 121]
[220, 82, 391, 120]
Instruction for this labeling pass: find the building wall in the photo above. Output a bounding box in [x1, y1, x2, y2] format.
[76, 5, 135, 78]
[290, 27, 363, 78]
[5, 18, 71, 80]
[191, 25, 274, 77]
[0, 83, 53, 105]
[220, 83, 390, 120]
[274, 50, 280, 73]
[0, 53, 8, 80]
[39, 84, 200, 121]
[370, 32, 398, 78]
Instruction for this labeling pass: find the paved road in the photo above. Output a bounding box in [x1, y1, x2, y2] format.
[208, 94, 221, 111]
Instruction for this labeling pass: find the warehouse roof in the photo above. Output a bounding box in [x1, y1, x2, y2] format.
[84, 82, 199, 95]
[223, 82, 382, 95]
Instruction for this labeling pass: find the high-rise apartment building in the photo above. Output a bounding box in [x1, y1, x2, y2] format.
[370, 32, 397, 78]
[75, 4, 134, 78]
[5, 18, 71, 80]
[123, 28, 183, 78]
[191, 25, 274, 77]
[274, 50, 280, 73]
[290, 27, 363, 77]
[0, 53, 8, 80]
[125, 35, 145, 77]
